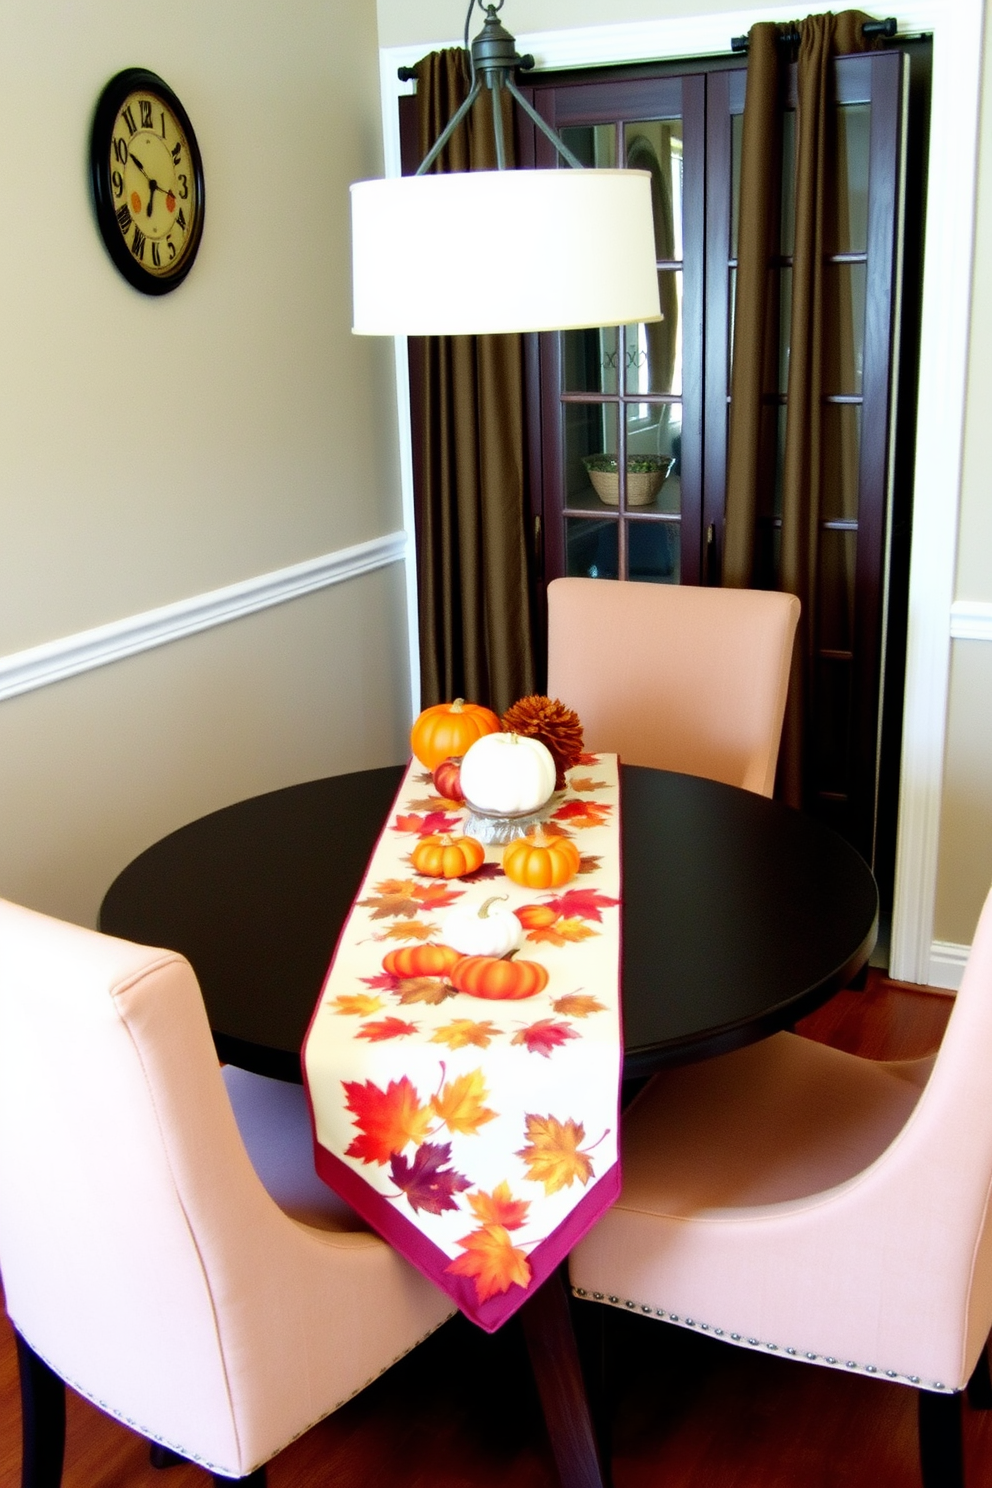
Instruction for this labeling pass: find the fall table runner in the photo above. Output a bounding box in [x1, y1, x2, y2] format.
[302, 754, 622, 1330]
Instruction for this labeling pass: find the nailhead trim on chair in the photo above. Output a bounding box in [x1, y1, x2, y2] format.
[572, 1289, 952, 1392]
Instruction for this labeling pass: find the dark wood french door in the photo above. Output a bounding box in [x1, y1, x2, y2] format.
[519, 50, 911, 864]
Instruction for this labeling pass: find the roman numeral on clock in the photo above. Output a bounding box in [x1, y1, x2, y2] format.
[130, 225, 146, 261]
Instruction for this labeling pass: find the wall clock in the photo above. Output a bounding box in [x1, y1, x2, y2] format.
[90, 68, 205, 295]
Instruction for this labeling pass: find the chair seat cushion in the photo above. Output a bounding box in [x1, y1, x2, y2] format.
[619, 1032, 931, 1215]
[222, 1067, 370, 1233]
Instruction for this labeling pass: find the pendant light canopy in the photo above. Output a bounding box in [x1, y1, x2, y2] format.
[351, 0, 662, 337]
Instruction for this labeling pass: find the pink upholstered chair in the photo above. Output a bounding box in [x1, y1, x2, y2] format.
[0, 899, 453, 1486]
[546, 577, 800, 796]
[570, 886, 992, 1487]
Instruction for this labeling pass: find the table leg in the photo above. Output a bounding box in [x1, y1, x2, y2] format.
[518, 1269, 609, 1488]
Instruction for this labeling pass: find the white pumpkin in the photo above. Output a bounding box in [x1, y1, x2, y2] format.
[460, 731, 556, 816]
[441, 895, 523, 958]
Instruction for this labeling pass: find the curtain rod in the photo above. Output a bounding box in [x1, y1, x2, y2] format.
[730, 17, 897, 51]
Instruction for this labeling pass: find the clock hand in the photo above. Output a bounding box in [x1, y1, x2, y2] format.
[130, 152, 148, 179]
[146, 180, 159, 217]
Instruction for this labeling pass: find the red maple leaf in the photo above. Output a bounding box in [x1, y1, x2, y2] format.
[511, 1019, 579, 1058]
[552, 799, 611, 829]
[393, 812, 425, 834]
[355, 1017, 419, 1042]
[575, 752, 600, 765]
[543, 888, 620, 923]
[419, 810, 463, 836]
[389, 1140, 471, 1215]
[360, 971, 401, 990]
[343, 1076, 432, 1165]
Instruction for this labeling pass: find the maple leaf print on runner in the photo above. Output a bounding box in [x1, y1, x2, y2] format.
[543, 887, 620, 923]
[430, 1019, 499, 1050]
[393, 977, 458, 1006]
[392, 810, 462, 837]
[356, 1017, 419, 1043]
[552, 993, 608, 1018]
[577, 854, 602, 876]
[567, 777, 609, 794]
[523, 916, 597, 948]
[517, 1115, 596, 1194]
[467, 1181, 530, 1231]
[447, 1225, 532, 1304]
[511, 1020, 579, 1058]
[331, 993, 386, 1016]
[358, 879, 464, 920]
[432, 1069, 497, 1136]
[389, 1141, 471, 1215]
[343, 1076, 432, 1165]
[552, 799, 612, 830]
[379, 920, 439, 942]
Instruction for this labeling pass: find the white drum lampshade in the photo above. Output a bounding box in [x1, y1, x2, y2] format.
[351, 168, 662, 337]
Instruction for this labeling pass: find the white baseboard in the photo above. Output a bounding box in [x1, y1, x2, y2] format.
[0, 531, 407, 704]
[927, 941, 970, 993]
[949, 601, 992, 642]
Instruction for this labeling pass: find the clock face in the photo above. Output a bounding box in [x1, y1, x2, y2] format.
[91, 70, 204, 294]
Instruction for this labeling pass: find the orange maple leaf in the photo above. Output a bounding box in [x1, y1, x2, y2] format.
[331, 993, 385, 1017]
[517, 1114, 595, 1194]
[412, 882, 465, 910]
[567, 776, 608, 793]
[525, 916, 597, 948]
[467, 1181, 530, 1231]
[446, 1224, 532, 1304]
[343, 1076, 432, 1165]
[374, 878, 421, 897]
[356, 1016, 419, 1042]
[379, 920, 439, 942]
[430, 1019, 499, 1050]
[431, 1069, 497, 1136]
[552, 993, 608, 1018]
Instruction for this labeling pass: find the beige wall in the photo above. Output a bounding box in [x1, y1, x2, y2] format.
[934, 0, 992, 946]
[382, 0, 992, 956]
[0, 0, 411, 926]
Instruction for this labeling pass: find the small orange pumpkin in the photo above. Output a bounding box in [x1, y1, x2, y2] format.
[502, 833, 581, 890]
[515, 903, 559, 930]
[411, 833, 486, 879]
[382, 943, 461, 979]
[410, 699, 501, 772]
[432, 756, 465, 803]
[450, 954, 549, 1001]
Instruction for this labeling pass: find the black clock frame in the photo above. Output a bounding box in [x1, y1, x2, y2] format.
[90, 68, 205, 296]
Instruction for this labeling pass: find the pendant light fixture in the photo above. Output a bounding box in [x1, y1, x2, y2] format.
[351, 0, 662, 337]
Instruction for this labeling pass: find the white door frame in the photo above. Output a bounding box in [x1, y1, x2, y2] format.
[378, 0, 984, 987]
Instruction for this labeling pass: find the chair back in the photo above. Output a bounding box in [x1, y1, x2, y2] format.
[546, 577, 800, 795]
[0, 898, 287, 1467]
[863, 884, 992, 1378]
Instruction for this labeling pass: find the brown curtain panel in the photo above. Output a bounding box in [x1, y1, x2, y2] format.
[723, 12, 878, 807]
[412, 50, 537, 716]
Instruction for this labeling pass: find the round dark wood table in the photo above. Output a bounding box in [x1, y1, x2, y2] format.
[98, 764, 877, 1084]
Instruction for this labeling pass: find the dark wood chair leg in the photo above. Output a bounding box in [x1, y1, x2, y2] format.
[14, 1331, 65, 1488]
[967, 1339, 992, 1410]
[519, 1269, 609, 1488]
[149, 1442, 185, 1468]
[918, 1387, 964, 1488]
[212, 1471, 266, 1486]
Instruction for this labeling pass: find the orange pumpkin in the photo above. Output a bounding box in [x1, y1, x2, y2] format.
[382, 943, 461, 979]
[410, 699, 500, 772]
[515, 903, 559, 930]
[432, 756, 465, 803]
[411, 833, 486, 879]
[502, 833, 581, 890]
[450, 954, 549, 1001]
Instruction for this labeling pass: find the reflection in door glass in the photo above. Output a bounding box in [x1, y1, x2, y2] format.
[625, 271, 683, 395]
[566, 517, 618, 579]
[564, 403, 619, 510]
[628, 521, 681, 584]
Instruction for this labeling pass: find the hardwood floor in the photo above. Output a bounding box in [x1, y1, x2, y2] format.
[4, 973, 988, 1488]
